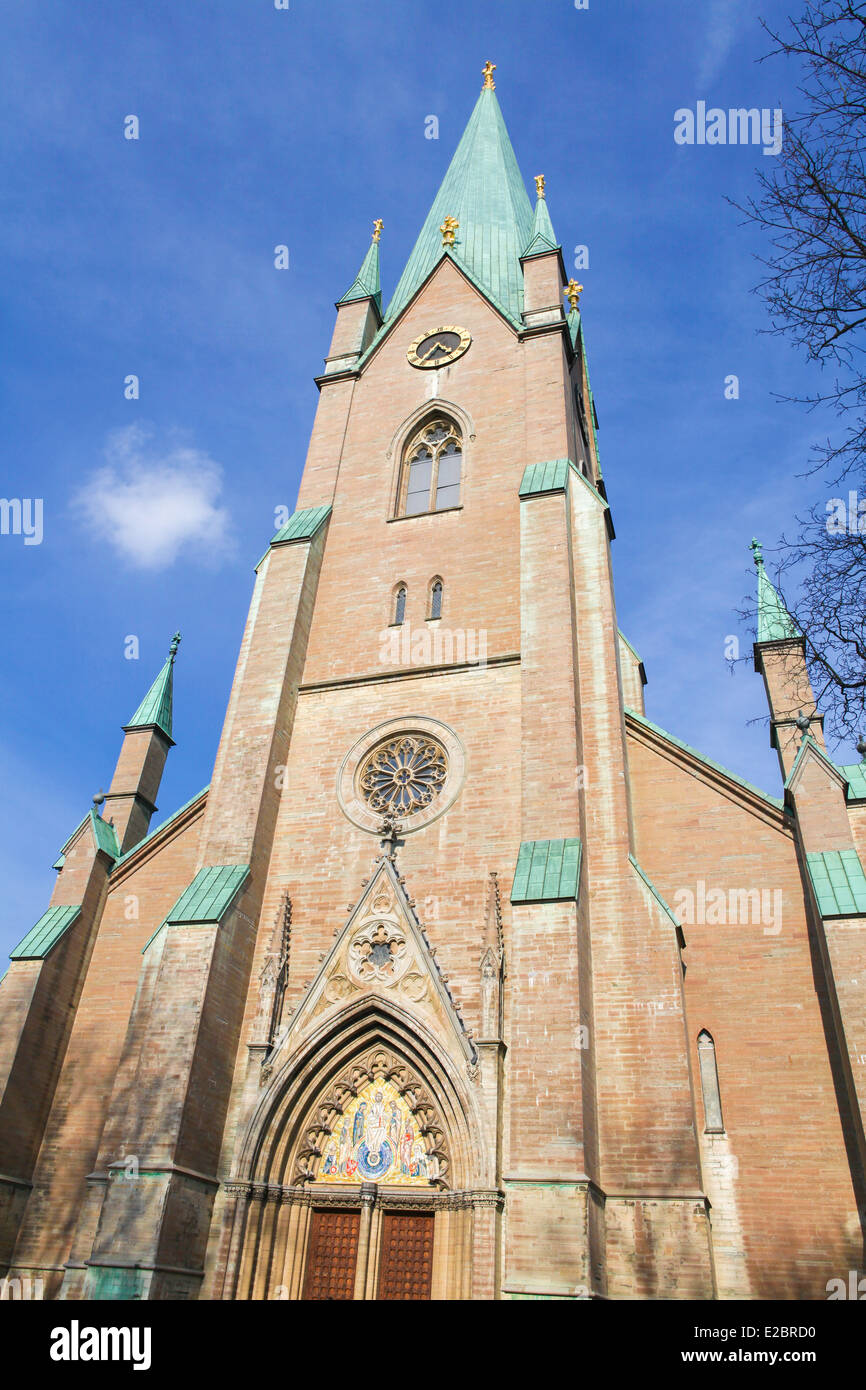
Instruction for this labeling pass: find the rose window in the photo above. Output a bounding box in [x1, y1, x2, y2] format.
[359, 735, 448, 817]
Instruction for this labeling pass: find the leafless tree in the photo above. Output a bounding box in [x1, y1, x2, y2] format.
[773, 511, 866, 745]
[735, 1, 866, 743]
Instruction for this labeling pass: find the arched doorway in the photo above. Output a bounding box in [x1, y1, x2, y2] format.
[218, 1004, 498, 1300]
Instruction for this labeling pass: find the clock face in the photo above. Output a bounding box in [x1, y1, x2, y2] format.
[408, 326, 471, 369]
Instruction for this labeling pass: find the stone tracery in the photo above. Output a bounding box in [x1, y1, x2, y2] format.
[358, 734, 448, 817]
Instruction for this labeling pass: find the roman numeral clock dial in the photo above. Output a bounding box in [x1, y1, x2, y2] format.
[407, 325, 471, 368]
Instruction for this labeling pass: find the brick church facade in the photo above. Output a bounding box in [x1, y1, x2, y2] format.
[1, 67, 865, 1301]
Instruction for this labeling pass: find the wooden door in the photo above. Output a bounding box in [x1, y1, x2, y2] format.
[376, 1211, 434, 1300]
[302, 1208, 360, 1301]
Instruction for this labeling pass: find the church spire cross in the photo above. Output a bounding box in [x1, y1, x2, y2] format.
[169, 631, 182, 662]
[440, 215, 459, 248]
[372, 219, 384, 243]
[482, 60, 496, 90]
[378, 815, 404, 860]
[750, 537, 764, 568]
[565, 279, 583, 312]
[535, 174, 546, 199]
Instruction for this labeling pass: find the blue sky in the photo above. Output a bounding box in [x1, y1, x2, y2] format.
[0, 0, 849, 957]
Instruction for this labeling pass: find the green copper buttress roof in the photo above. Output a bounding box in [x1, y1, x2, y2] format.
[511, 839, 582, 903]
[338, 236, 382, 313]
[52, 808, 119, 868]
[519, 459, 573, 496]
[838, 762, 866, 801]
[385, 86, 534, 328]
[270, 504, 331, 546]
[166, 864, 250, 924]
[522, 193, 560, 257]
[125, 633, 181, 741]
[143, 863, 250, 953]
[90, 810, 120, 860]
[11, 904, 82, 960]
[806, 849, 866, 917]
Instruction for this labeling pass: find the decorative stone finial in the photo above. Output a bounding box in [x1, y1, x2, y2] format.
[92, 789, 105, 807]
[750, 538, 764, 568]
[535, 175, 546, 200]
[378, 815, 403, 860]
[565, 279, 583, 312]
[482, 60, 496, 91]
[372, 219, 384, 243]
[795, 713, 811, 742]
[440, 215, 459, 248]
[169, 631, 182, 661]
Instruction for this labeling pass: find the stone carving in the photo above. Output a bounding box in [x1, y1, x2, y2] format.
[480, 872, 505, 1041]
[271, 857, 477, 1067]
[323, 973, 354, 1004]
[347, 920, 409, 987]
[399, 971, 428, 1003]
[252, 893, 292, 1049]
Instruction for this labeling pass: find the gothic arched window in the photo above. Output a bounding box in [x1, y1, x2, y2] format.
[429, 578, 443, 620]
[393, 585, 407, 625]
[697, 1029, 725, 1133]
[400, 418, 462, 516]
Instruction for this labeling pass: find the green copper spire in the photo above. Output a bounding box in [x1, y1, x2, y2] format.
[125, 632, 181, 740]
[751, 540, 802, 643]
[338, 220, 383, 313]
[523, 176, 560, 257]
[385, 71, 534, 326]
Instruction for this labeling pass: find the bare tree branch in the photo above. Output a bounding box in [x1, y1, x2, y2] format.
[733, 2, 866, 743]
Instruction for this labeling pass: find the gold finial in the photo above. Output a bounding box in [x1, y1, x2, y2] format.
[535, 175, 546, 200]
[482, 60, 496, 90]
[440, 215, 460, 248]
[565, 279, 583, 312]
[372, 219, 384, 243]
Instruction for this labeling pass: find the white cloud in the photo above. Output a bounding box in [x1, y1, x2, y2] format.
[697, 0, 742, 88]
[72, 423, 232, 569]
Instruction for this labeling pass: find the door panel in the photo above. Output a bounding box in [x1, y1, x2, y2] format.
[302, 1208, 360, 1301]
[376, 1211, 434, 1300]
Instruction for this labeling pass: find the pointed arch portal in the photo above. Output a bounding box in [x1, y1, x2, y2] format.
[216, 998, 499, 1301]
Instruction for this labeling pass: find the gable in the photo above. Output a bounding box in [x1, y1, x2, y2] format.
[272, 856, 475, 1064]
[356, 251, 527, 382]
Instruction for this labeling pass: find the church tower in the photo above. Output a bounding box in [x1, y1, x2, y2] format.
[2, 64, 864, 1302]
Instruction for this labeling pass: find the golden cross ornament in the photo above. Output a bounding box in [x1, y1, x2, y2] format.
[482, 60, 496, 90]
[372, 219, 384, 242]
[565, 279, 583, 311]
[535, 175, 546, 199]
[440, 215, 459, 247]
